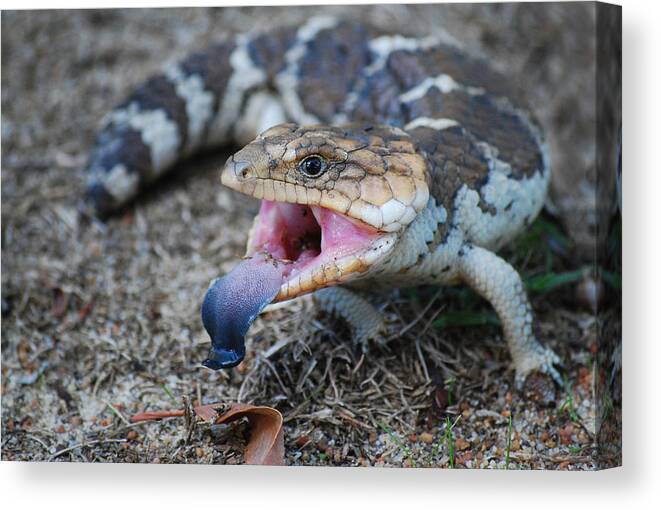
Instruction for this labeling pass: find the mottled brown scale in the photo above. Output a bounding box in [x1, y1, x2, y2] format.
[179, 41, 236, 129]
[349, 69, 406, 126]
[116, 130, 155, 179]
[339, 37, 544, 193]
[296, 23, 377, 122]
[411, 125, 493, 243]
[120, 75, 189, 152]
[387, 45, 527, 108]
[247, 27, 298, 79]
[405, 89, 541, 179]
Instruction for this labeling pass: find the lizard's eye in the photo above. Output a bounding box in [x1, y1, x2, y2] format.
[298, 155, 327, 178]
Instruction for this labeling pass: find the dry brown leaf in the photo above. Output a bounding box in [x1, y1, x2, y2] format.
[213, 404, 284, 466]
[130, 402, 284, 466]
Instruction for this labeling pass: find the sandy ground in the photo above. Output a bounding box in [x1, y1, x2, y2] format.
[1, 4, 620, 468]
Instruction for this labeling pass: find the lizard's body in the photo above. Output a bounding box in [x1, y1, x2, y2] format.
[86, 17, 561, 383]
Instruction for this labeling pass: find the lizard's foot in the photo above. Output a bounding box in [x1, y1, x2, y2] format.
[514, 341, 564, 389]
[354, 317, 389, 353]
[456, 245, 565, 391]
[314, 286, 389, 353]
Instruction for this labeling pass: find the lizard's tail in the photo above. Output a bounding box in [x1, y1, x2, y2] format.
[83, 30, 284, 216]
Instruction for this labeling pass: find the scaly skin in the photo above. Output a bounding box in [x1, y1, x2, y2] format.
[220, 122, 561, 386]
[84, 16, 562, 385]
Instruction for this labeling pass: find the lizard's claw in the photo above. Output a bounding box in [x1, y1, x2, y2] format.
[514, 341, 564, 390]
[355, 324, 389, 353]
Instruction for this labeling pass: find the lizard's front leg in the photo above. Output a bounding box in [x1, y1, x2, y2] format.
[456, 244, 562, 386]
[314, 286, 388, 352]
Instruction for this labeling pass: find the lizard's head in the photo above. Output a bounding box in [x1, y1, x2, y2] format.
[221, 123, 430, 301]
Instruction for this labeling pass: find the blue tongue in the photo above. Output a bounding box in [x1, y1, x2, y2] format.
[201, 253, 284, 370]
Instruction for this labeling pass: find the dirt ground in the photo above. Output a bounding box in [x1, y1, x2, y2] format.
[1, 4, 621, 469]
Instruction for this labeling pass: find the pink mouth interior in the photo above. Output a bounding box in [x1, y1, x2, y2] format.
[200, 200, 383, 369]
[248, 201, 381, 283]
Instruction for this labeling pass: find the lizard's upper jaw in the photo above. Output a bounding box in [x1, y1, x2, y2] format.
[246, 200, 397, 301]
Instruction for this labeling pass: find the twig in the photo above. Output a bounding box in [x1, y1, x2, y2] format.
[261, 335, 296, 359]
[48, 439, 127, 461]
[415, 338, 431, 383]
[505, 413, 513, 469]
[351, 353, 366, 376]
[284, 384, 326, 423]
[183, 396, 196, 444]
[104, 400, 131, 426]
[337, 410, 374, 431]
[237, 367, 256, 403]
[130, 409, 185, 422]
[417, 304, 447, 337]
[390, 288, 444, 339]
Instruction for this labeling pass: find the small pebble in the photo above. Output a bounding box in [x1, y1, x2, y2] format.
[576, 275, 602, 311]
[559, 424, 575, 445]
[455, 438, 470, 451]
[457, 451, 473, 465]
[420, 432, 434, 444]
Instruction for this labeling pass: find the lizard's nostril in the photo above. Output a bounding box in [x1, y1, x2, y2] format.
[232, 159, 252, 180]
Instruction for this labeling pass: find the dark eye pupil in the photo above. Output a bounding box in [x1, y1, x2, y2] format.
[303, 157, 323, 176]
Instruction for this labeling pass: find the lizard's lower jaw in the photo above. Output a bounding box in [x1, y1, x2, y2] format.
[247, 200, 397, 301]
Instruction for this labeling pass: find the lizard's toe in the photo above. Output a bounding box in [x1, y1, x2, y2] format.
[355, 323, 389, 353]
[514, 342, 564, 390]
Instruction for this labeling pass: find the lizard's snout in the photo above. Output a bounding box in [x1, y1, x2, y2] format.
[221, 156, 255, 191]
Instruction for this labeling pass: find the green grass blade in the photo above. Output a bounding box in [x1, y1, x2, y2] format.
[434, 311, 500, 329]
[525, 268, 585, 294]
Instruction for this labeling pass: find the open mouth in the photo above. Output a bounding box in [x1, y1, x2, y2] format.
[200, 201, 396, 371]
[247, 200, 396, 301]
